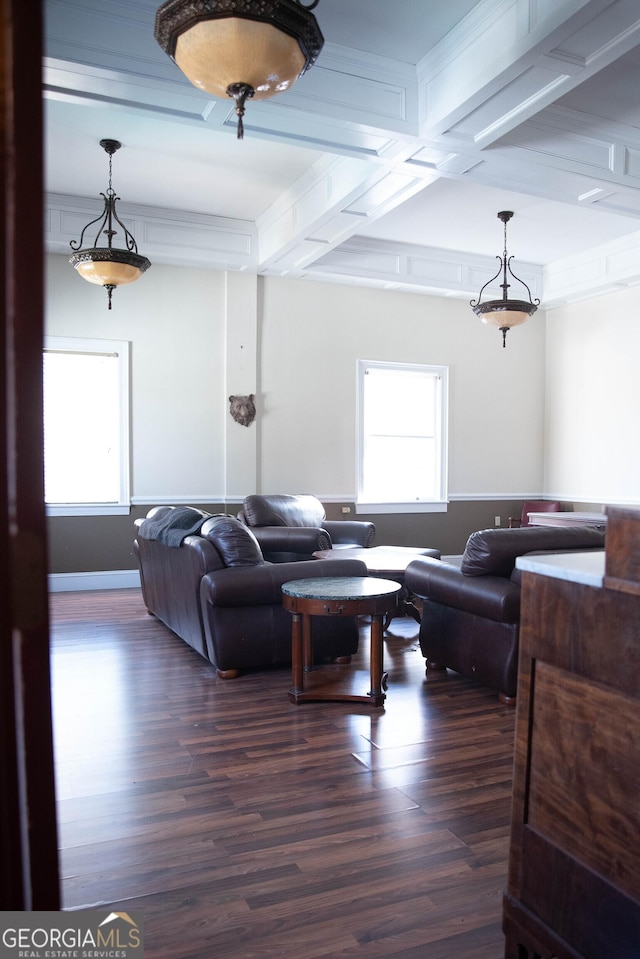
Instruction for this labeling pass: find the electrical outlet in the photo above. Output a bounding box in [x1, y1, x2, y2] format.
[495, 515, 501, 526]
[341, 506, 351, 514]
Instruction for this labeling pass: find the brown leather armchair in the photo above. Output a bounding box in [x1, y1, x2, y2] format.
[237, 494, 376, 562]
[405, 524, 606, 703]
[134, 507, 365, 678]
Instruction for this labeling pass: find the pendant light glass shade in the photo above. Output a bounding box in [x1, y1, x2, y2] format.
[471, 211, 539, 347]
[475, 304, 533, 329]
[174, 19, 306, 98]
[155, 0, 324, 138]
[69, 139, 151, 309]
[71, 255, 149, 289]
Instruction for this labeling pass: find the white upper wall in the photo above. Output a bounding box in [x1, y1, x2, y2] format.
[49, 252, 640, 511]
[46, 255, 548, 505]
[258, 276, 546, 500]
[46, 255, 228, 502]
[544, 285, 640, 507]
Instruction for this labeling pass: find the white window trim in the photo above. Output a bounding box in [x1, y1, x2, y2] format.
[355, 359, 449, 515]
[46, 504, 132, 517]
[44, 336, 131, 517]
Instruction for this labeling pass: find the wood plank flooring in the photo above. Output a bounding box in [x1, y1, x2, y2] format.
[49, 589, 515, 959]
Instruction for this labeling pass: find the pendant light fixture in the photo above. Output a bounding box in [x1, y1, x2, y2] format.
[470, 211, 540, 347]
[69, 139, 151, 310]
[154, 0, 324, 139]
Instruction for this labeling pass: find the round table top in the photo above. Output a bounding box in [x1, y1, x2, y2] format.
[281, 576, 403, 601]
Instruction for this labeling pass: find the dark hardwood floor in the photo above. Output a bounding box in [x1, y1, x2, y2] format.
[49, 589, 515, 959]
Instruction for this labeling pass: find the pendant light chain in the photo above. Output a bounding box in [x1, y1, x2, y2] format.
[104, 146, 117, 248]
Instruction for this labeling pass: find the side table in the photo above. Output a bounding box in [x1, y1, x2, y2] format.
[281, 576, 402, 706]
[312, 545, 440, 625]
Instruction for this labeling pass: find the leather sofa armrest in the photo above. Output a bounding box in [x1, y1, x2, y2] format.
[323, 520, 376, 547]
[405, 557, 521, 623]
[249, 526, 331, 554]
[200, 558, 368, 608]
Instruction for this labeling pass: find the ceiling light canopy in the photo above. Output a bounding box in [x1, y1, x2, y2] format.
[69, 139, 151, 310]
[154, 0, 324, 138]
[471, 211, 540, 348]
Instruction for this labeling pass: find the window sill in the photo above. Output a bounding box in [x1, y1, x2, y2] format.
[46, 504, 131, 517]
[355, 501, 448, 515]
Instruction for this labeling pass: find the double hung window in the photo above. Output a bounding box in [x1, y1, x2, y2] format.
[356, 359, 448, 513]
[43, 336, 131, 515]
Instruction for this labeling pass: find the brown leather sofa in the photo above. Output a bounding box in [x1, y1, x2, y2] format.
[237, 493, 376, 562]
[134, 506, 366, 678]
[405, 524, 606, 703]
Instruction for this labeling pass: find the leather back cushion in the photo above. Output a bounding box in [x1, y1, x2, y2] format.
[241, 494, 326, 528]
[201, 515, 265, 567]
[461, 525, 606, 577]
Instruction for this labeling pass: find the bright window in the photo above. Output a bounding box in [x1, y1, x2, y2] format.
[356, 359, 448, 513]
[43, 337, 131, 516]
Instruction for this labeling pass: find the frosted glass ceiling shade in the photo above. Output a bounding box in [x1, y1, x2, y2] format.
[71, 254, 150, 289]
[471, 211, 539, 348]
[174, 19, 307, 99]
[68, 139, 151, 310]
[155, 0, 324, 138]
[475, 304, 533, 329]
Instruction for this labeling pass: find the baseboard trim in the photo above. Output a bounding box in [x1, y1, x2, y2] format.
[49, 570, 141, 592]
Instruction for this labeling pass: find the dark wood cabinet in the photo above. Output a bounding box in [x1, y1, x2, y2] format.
[503, 507, 640, 959]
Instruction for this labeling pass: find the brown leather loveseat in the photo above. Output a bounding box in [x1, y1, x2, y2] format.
[134, 506, 366, 678]
[405, 524, 606, 703]
[237, 493, 376, 562]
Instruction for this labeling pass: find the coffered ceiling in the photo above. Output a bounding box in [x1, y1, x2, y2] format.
[44, 0, 640, 307]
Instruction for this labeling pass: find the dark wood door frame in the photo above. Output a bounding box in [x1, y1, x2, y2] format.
[0, 0, 60, 907]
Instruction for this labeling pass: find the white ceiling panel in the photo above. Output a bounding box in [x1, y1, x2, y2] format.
[43, 0, 640, 305]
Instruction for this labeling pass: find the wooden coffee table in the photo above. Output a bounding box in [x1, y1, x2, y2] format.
[282, 576, 402, 706]
[312, 545, 440, 624]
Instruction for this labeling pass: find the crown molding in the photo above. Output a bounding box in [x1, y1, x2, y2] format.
[417, 0, 640, 150]
[45, 192, 257, 270]
[305, 234, 543, 301]
[45, 190, 640, 307]
[543, 228, 640, 305]
[256, 154, 436, 274]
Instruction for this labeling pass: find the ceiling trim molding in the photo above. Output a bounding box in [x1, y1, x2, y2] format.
[417, 0, 640, 149]
[304, 234, 543, 300]
[43, 0, 640, 304]
[44, 192, 640, 308]
[45, 192, 257, 270]
[256, 155, 437, 273]
[543, 228, 640, 305]
[503, 104, 640, 194]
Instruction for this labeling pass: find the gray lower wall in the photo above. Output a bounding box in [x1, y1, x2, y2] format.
[46, 499, 544, 575]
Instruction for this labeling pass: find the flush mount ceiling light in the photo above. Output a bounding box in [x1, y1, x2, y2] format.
[154, 0, 324, 138]
[471, 211, 540, 348]
[69, 139, 151, 310]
